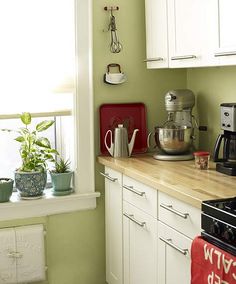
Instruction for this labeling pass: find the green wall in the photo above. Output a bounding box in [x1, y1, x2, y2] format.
[187, 66, 236, 153]
[93, 0, 186, 154]
[0, 205, 106, 284]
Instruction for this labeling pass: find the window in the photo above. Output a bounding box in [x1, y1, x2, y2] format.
[0, 0, 75, 115]
[0, 0, 98, 220]
[0, 0, 75, 180]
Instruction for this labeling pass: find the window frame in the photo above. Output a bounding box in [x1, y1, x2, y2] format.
[0, 0, 99, 221]
[73, 0, 95, 194]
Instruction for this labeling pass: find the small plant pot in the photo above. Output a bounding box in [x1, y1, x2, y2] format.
[50, 172, 73, 193]
[0, 178, 14, 202]
[15, 171, 47, 199]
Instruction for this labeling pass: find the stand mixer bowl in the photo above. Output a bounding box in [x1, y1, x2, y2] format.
[155, 126, 193, 154]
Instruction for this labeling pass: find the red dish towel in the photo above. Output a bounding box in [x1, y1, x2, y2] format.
[191, 236, 236, 284]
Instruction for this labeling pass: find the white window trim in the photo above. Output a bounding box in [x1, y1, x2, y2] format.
[0, 190, 100, 221]
[74, 0, 95, 194]
[0, 0, 100, 221]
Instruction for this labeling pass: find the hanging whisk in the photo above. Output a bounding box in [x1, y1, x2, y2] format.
[108, 10, 122, 53]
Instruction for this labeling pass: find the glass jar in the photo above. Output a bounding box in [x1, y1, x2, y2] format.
[193, 151, 210, 170]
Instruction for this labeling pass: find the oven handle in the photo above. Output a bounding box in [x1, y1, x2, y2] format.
[201, 231, 236, 256]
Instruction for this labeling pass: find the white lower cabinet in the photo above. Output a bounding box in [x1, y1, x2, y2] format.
[102, 167, 201, 284]
[123, 201, 157, 284]
[103, 167, 123, 284]
[158, 221, 192, 284]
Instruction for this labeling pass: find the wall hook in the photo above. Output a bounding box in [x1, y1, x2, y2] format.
[104, 6, 119, 11]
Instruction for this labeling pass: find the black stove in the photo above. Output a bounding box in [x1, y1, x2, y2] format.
[201, 197, 236, 256]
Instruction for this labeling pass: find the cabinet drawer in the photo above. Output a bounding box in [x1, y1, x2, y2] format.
[158, 192, 201, 239]
[123, 175, 157, 218]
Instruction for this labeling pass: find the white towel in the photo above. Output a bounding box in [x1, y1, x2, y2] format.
[0, 224, 46, 284]
[0, 228, 17, 284]
[15, 224, 46, 283]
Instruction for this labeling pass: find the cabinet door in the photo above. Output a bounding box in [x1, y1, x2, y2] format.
[145, 0, 168, 68]
[214, 0, 236, 65]
[123, 201, 157, 284]
[158, 221, 192, 284]
[168, 0, 216, 68]
[104, 167, 123, 284]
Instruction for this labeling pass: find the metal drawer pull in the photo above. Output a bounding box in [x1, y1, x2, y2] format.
[100, 172, 118, 182]
[123, 213, 146, 227]
[171, 55, 196, 60]
[160, 203, 189, 219]
[144, 57, 164, 62]
[123, 185, 145, 196]
[214, 51, 236, 57]
[159, 237, 188, 256]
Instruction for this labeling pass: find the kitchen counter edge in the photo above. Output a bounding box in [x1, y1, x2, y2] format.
[97, 154, 236, 209]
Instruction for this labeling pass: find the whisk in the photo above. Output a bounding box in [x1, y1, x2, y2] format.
[108, 11, 122, 53]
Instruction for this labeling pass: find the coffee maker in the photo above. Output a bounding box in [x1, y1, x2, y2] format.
[213, 103, 236, 176]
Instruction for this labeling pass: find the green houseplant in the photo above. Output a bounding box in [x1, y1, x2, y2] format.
[50, 157, 73, 195]
[2, 112, 58, 199]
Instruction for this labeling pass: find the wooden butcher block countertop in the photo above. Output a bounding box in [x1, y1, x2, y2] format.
[98, 154, 236, 209]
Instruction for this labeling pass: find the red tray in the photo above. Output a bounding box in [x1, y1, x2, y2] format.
[99, 103, 147, 155]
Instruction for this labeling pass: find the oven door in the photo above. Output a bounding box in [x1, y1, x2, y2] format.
[201, 231, 236, 256]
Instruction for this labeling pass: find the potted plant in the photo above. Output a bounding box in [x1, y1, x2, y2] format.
[2, 112, 58, 199]
[50, 157, 73, 196]
[0, 178, 14, 202]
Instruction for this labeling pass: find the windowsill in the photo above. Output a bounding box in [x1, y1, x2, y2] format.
[0, 189, 100, 221]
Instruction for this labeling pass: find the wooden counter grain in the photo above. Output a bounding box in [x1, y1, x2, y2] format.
[97, 154, 236, 209]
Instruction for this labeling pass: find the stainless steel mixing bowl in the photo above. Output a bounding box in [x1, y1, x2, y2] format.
[154, 126, 193, 154]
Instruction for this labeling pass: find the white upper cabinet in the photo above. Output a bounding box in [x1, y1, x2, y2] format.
[214, 0, 236, 65]
[144, 0, 236, 68]
[145, 0, 168, 68]
[167, 0, 216, 68]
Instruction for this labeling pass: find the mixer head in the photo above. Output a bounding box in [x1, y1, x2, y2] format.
[165, 89, 195, 112]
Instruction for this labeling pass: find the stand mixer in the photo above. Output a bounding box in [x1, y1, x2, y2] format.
[149, 89, 197, 161]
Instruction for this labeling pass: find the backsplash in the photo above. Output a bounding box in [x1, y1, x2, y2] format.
[187, 66, 236, 153]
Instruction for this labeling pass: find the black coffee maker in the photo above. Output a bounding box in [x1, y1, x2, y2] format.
[213, 103, 236, 176]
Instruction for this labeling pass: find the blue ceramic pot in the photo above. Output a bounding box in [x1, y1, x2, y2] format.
[50, 172, 73, 192]
[15, 171, 47, 198]
[0, 178, 14, 202]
